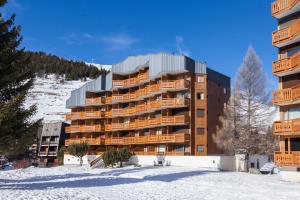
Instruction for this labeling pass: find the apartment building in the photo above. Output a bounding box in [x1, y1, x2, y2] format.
[65, 53, 230, 157]
[272, 0, 300, 167]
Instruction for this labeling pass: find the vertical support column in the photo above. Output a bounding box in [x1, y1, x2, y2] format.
[288, 137, 291, 153]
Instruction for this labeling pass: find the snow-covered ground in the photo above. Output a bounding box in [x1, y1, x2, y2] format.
[25, 75, 89, 122]
[0, 165, 299, 200]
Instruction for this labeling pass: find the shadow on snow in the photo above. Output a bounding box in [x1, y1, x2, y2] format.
[0, 167, 218, 190]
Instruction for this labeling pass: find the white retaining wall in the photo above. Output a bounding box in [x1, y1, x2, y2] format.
[129, 155, 236, 171]
[64, 154, 269, 172]
[64, 155, 99, 165]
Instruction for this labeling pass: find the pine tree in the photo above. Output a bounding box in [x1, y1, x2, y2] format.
[67, 143, 89, 166]
[0, 0, 40, 156]
[118, 147, 133, 167]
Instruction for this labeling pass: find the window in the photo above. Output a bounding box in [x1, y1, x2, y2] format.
[291, 138, 300, 151]
[197, 76, 204, 83]
[224, 88, 227, 95]
[197, 128, 204, 135]
[156, 128, 162, 135]
[197, 92, 204, 100]
[197, 145, 204, 152]
[197, 109, 205, 117]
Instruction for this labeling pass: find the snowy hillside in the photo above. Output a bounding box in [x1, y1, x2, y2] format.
[25, 75, 89, 122]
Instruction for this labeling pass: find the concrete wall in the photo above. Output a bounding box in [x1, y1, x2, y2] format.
[129, 155, 236, 171]
[235, 154, 270, 172]
[64, 155, 99, 165]
[64, 154, 269, 172]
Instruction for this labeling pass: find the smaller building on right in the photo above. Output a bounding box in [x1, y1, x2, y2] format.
[272, 0, 300, 180]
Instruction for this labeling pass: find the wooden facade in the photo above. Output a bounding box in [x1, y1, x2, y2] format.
[272, 0, 300, 166]
[65, 55, 230, 156]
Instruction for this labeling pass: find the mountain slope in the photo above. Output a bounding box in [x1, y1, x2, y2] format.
[25, 75, 89, 122]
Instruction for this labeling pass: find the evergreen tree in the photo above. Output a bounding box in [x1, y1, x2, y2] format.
[102, 147, 119, 167]
[67, 143, 89, 166]
[0, 0, 40, 156]
[118, 147, 133, 167]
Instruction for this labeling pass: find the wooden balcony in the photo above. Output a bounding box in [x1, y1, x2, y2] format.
[85, 97, 103, 105]
[112, 98, 188, 117]
[65, 125, 103, 133]
[105, 133, 190, 145]
[111, 121, 137, 131]
[111, 115, 189, 131]
[65, 110, 111, 120]
[104, 110, 112, 118]
[85, 96, 112, 105]
[161, 115, 189, 125]
[112, 79, 189, 104]
[161, 79, 189, 90]
[65, 138, 104, 146]
[112, 71, 149, 88]
[272, 0, 300, 18]
[85, 111, 105, 119]
[273, 51, 300, 76]
[105, 124, 112, 131]
[274, 151, 300, 166]
[66, 113, 72, 121]
[273, 85, 300, 105]
[272, 18, 300, 47]
[274, 118, 300, 135]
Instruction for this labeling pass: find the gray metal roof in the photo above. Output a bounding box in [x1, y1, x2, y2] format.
[66, 53, 207, 108]
[112, 53, 206, 78]
[41, 122, 63, 137]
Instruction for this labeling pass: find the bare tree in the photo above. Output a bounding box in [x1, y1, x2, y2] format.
[213, 46, 276, 171]
[213, 95, 238, 155]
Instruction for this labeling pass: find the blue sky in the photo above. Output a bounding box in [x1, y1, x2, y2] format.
[2, 0, 277, 89]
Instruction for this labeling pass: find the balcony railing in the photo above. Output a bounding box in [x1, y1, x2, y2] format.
[85, 96, 112, 105]
[273, 51, 300, 76]
[111, 115, 189, 131]
[65, 125, 103, 133]
[39, 151, 47, 156]
[85, 111, 105, 119]
[273, 85, 300, 105]
[66, 110, 112, 120]
[65, 138, 105, 146]
[111, 98, 189, 117]
[65, 112, 82, 120]
[272, 18, 300, 46]
[105, 133, 190, 145]
[274, 151, 300, 166]
[48, 151, 57, 156]
[66, 113, 72, 121]
[274, 118, 300, 135]
[113, 71, 149, 88]
[112, 79, 189, 103]
[272, 0, 300, 17]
